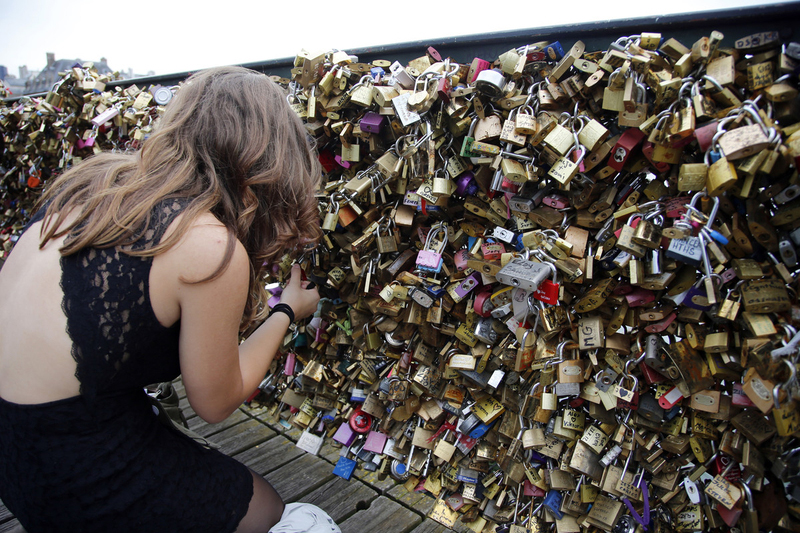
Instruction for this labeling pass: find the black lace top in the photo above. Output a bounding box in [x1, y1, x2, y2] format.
[62, 198, 185, 400]
[0, 199, 253, 532]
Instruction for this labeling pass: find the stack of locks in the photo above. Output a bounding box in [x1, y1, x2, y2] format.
[3, 27, 800, 533]
[268, 30, 800, 533]
[0, 62, 173, 258]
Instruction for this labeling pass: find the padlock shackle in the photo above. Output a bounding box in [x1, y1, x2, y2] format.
[555, 340, 579, 358]
[424, 222, 448, 253]
[701, 74, 724, 93]
[773, 358, 797, 409]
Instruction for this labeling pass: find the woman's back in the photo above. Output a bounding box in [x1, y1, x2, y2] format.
[0, 217, 78, 404]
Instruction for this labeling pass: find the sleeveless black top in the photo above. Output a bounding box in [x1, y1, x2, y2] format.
[0, 199, 253, 532]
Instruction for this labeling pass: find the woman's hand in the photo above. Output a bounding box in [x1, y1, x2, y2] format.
[278, 264, 320, 321]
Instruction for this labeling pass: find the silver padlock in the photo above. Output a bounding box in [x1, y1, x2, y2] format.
[474, 317, 499, 344]
[475, 69, 506, 98]
[643, 334, 669, 374]
[496, 257, 551, 292]
[778, 235, 798, 268]
[595, 368, 618, 392]
[665, 235, 703, 268]
[408, 287, 434, 308]
[493, 226, 516, 244]
[774, 184, 800, 205]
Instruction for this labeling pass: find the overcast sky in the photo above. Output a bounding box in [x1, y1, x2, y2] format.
[0, 0, 789, 78]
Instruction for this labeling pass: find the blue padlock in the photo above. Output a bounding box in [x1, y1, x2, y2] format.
[543, 490, 564, 519]
[543, 42, 566, 61]
[333, 456, 357, 480]
[468, 420, 495, 439]
[681, 283, 714, 311]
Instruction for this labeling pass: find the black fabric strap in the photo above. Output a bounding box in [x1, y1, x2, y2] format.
[269, 303, 295, 323]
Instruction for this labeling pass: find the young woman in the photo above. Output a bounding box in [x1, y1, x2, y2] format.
[0, 66, 322, 532]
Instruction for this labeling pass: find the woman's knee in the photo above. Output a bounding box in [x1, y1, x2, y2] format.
[234, 471, 284, 533]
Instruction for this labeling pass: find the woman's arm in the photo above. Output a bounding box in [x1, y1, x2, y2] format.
[162, 219, 318, 423]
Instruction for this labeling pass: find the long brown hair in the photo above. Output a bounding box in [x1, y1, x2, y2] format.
[37, 66, 322, 329]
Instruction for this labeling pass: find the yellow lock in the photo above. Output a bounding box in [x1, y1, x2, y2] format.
[706, 153, 738, 197]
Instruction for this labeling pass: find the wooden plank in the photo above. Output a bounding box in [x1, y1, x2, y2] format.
[172, 379, 186, 399]
[0, 520, 23, 533]
[250, 409, 303, 438]
[409, 518, 456, 533]
[338, 496, 422, 533]
[265, 453, 336, 502]
[319, 440, 344, 464]
[388, 483, 434, 509]
[179, 398, 198, 421]
[353, 467, 400, 493]
[0, 502, 14, 523]
[212, 419, 275, 457]
[232, 435, 305, 475]
[188, 408, 249, 437]
[300, 477, 378, 523]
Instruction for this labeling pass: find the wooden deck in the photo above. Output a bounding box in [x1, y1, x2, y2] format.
[0, 380, 471, 533]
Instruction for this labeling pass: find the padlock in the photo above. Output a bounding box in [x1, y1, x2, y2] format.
[515, 103, 538, 135]
[416, 223, 447, 273]
[631, 212, 664, 250]
[495, 257, 551, 292]
[295, 415, 325, 455]
[548, 144, 586, 186]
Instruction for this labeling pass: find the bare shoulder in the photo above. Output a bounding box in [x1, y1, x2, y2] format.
[172, 212, 248, 283]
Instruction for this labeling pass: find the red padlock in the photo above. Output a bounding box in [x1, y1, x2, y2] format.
[349, 408, 373, 434]
[473, 288, 494, 318]
[523, 480, 546, 497]
[644, 311, 677, 333]
[641, 362, 668, 385]
[665, 196, 691, 218]
[713, 454, 742, 482]
[607, 128, 645, 171]
[694, 120, 719, 153]
[624, 287, 656, 307]
[533, 279, 559, 305]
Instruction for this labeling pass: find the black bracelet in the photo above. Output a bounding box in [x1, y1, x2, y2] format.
[269, 303, 295, 323]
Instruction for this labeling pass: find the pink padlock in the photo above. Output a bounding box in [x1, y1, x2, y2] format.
[454, 249, 470, 271]
[334, 155, 351, 169]
[363, 430, 387, 454]
[523, 480, 546, 497]
[481, 240, 504, 261]
[731, 382, 755, 407]
[665, 197, 691, 218]
[284, 352, 296, 376]
[314, 321, 328, 343]
[613, 216, 641, 239]
[720, 268, 737, 283]
[542, 193, 570, 209]
[469, 58, 491, 83]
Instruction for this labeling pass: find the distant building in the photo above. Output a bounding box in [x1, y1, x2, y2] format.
[0, 66, 7, 81]
[24, 53, 115, 94]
